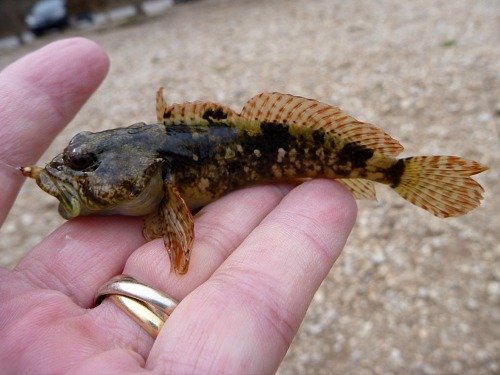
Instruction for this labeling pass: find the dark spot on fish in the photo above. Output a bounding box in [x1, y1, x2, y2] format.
[312, 130, 325, 145]
[203, 107, 228, 121]
[261, 122, 294, 150]
[386, 159, 406, 187]
[164, 109, 173, 119]
[240, 121, 294, 155]
[338, 142, 374, 168]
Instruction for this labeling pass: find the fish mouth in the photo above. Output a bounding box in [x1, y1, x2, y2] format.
[35, 170, 82, 219]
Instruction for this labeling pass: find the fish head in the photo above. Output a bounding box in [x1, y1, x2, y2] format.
[27, 123, 165, 219]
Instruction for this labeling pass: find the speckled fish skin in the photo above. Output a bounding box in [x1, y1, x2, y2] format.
[21, 88, 487, 274]
[168, 115, 394, 209]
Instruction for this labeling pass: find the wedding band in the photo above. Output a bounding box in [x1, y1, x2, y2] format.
[95, 275, 178, 338]
[108, 294, 164, 338]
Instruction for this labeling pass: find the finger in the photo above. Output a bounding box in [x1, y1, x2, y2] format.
[86, 184, 292, 357]
[147, 180, 356, 373]
[0, 37, 109, 225]
[15, 216, 145, 307]
[122, 183, 293, 297]
[16, 183, 290, 310]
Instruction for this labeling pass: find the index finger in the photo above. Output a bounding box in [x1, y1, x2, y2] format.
[0, 37, 109, 225]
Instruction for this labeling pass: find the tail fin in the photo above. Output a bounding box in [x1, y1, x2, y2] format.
[394, 156, 487, 217]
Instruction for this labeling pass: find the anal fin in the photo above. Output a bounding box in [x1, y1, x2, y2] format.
[337, 179, 377, 200]
[142, 182, 194, 274]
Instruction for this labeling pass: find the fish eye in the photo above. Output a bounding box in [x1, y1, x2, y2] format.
[64, 149, 97, 171]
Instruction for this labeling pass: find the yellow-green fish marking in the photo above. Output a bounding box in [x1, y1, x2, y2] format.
[22, 88, 488, 274]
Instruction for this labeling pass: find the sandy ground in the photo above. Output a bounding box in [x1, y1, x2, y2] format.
[0, 0, 499, 373]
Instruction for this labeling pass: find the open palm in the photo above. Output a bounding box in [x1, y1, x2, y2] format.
[0, 38, 356, 374]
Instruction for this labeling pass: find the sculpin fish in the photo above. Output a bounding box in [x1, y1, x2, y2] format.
[21, 88, 487, 274]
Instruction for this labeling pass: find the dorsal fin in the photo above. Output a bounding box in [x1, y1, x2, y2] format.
[156, 87, 237, 126]
[240, 92, 403, 156]
[337, 179, 377, 200]
[156, 87, 167, 122]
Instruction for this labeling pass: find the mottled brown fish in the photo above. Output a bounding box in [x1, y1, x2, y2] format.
[21, 88, 487, 274]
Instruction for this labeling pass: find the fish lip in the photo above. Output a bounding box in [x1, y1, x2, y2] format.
[35, 169, 81, 219]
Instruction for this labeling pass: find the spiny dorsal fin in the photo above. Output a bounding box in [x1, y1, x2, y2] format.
[156, 87, 237, 126]
[156, 87, 167, 122]
[240, 92, 404, 157]
[337, 179, 377, 200]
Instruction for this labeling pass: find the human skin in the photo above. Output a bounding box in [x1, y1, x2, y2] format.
[0, 38, 356, 374]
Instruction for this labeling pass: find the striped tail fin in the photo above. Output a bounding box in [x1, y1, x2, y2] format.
[394, 156, 487, 217]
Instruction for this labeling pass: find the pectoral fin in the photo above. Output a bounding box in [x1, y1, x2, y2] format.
[142, 182, 194, 274]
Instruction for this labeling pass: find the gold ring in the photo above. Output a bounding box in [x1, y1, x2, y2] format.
[95, 275, 178, 338]
[108, 295, 164, 338]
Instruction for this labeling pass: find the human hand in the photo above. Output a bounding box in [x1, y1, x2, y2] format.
[0, 38, 356, 374]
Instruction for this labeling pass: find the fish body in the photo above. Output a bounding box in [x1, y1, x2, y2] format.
[168, 113, 395, 208]
[22, 88, 487, 274]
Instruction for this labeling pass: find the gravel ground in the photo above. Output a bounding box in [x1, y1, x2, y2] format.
[1, 0, 499, 373]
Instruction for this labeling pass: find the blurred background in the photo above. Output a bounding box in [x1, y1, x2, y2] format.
[0, 0, 498, 373]
[0, 0, 191, 45]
